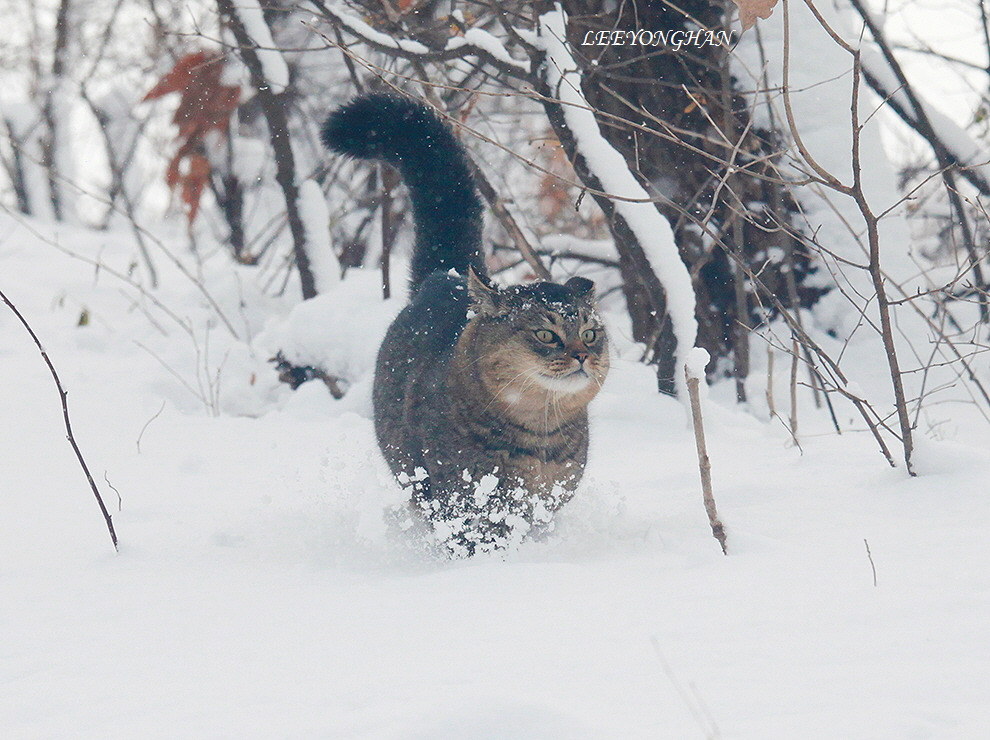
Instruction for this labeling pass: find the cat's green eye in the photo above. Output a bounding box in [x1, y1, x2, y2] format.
[581, 328, 598, 344]
[535, 329, 557, 344]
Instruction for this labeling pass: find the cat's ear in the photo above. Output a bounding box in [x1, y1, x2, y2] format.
[467, 267, 504, 316]
[565, 276, 596, 300]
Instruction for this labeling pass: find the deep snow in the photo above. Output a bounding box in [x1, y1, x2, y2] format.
[1, 211, 988, 738]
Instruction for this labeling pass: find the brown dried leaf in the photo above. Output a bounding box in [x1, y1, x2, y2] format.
[143, 51, 214, 101]
[181, 154, 211, 224]
[732, 0, 780, 31]
[145, 50, 241, 225]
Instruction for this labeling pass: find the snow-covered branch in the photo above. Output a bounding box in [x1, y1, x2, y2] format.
[310, 1, 531, 80]
[534, 6, 699, 396]
[845, 0, 990, 197]
[859, 50, 990, 197]
[218, 0, 318, 299]
[230, 0, 290, 95]
[298, 179, 341, 294]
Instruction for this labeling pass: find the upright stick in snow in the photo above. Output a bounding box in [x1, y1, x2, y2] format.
[0, 287, 118, 552]
[685, 349, 727, 555]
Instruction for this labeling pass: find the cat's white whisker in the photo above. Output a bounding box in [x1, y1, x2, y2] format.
[483, 365, 539, 413]
[549, 388, 563, 436]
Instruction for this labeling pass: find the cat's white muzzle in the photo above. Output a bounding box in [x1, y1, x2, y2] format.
[536, 370, 592, 394]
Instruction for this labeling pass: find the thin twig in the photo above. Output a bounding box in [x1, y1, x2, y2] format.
[104, 471, 122, 512]
[864, 538, 877, 586]
[789, 334, 800, 444]
[471, 159, 552, 280]
[766, 344, 776, 416]
[136, 399, 167, 453]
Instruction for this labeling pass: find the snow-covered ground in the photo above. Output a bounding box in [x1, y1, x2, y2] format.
[1, 211, 988, 738]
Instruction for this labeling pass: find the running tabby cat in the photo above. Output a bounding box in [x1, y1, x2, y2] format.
[322, 94, 609, 555]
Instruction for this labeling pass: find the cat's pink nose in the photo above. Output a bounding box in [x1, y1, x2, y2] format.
[573, 350, 589, 364]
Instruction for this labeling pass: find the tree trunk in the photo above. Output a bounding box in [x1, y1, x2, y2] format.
[560, 0, 828, 379]
[217, 0, 318, 299]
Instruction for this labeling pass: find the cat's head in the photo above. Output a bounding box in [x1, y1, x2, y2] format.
[464, 269, 609, 422]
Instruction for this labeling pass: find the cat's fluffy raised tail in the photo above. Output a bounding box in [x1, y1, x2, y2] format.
[321, 94, 485, 291]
